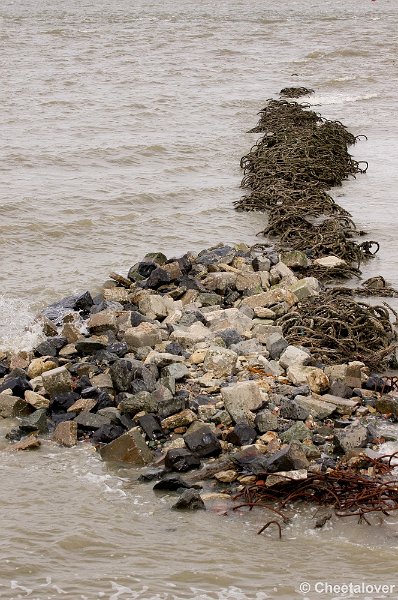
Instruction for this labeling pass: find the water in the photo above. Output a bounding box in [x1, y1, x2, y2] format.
[1, 0, 398, 597]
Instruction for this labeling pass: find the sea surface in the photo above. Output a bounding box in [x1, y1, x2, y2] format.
[1, 0, 398, 598]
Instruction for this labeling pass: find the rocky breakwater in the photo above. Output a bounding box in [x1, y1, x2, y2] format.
[1, 242, 398, 526]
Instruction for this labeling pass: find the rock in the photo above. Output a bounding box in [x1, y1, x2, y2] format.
[0, 393, 31, 418]
[279, 397, 310, 421]
[74, 412, 112, 430]
[280, 251, 309, 268]
[266, 441, 310, 472]
[67, 398, 97, 413]
[87, 310, 118, 334]
[138, 294, 173, 319]
[202, 272, 237, 292]
[279, 346, 311, 370]
[110, 359, 157, 394]
[144, 351, 185, 367]
[27, 358, 57, 379]
[334, 423, 368, 454]
[221, 381, 264, 426]
[321, 394, 359, 415]
[0, 376, 32, 397]
[266, 333, 288, 360]
[138, 414, 163, 440]
[345, 363, 363, 389]
[203, 347, 238, 378]
[280, 421, 312, 443]
[375, 396, 398, 418]
[170, 322, 215, 347]
[117, 391, 157, 416]
[314, 256, 346, 268]
[171, 489, 206, 510]
[99, 428, 154, 465]
[156, 393, 186, 419]
[251, 323, 283, 344]
[226, 423, 257, 446]
[235, 271, 262, 292]
[61, 323, 83, 344]
[41, 366, 73, 398]
[329, 379, 353, 399]
[266, 469, 308, 487]
[183, 423, 221, 457]
[255, 409, 278, 433]
[293, 395, 335, 420]
[214, 470, 238, 483]
[287, 365, 329, 394]
[241, 288, 298, 310]
[35, 336, 67, 357]
[164, 448, 201, 472]
[124, 323, 162, 349]
[52, 421, 78, 447]
[230, 339, 264, 356]
[153, 474, 195, 491]
[161, 409, 197, 430]
[289, 277, 320, 301]
[10, 435, 41, 451]
[92, 424, 125, 444]
[24, 391, 50, 409]
[162, 363, 189, 380]
[75, 336, 109, 356]
[19, 409, 48, 434]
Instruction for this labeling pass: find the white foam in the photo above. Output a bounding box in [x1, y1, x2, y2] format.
[0, 295, 45, 352]
[310, 92, 379, 106]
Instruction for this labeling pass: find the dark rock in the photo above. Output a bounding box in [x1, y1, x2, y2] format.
[171, 489, 206, 510]
[80, 386, 99, 398]
[138, 414, 163, 440]
[99, 428, 154, 465]
[74, 412, 112, 430]
[144, 267, 172, 289]
[94, 350, 119, 365]
[329, 380, 353, 399]
[255, 409, 278, 433]
[51, 412, 77, 425]
[164, 448, 201, 472]
[179, 309, 206, 327]
[0, 363, 9, 377]
[35, 336, 68, 357]
[280, 397, 310, 421]
[0, 376, 32, 397]
[42, 292, 93, 322]
[130, 261, 158, 280]
[19, 409, 48, 434]
[333, 423, 368, 453]
[95, 391, 116, 411]
[110, 359, 157, 394]
[231, 447, 270, 475]
[334, 419, 353, 428]
[137, 468, 165, 482]
[156, 394, 186, 419]
[290, 385, 311, 398]
[224, 290, 240, 305]
[226, 423, 257, 446]
[165, 342, 185, 356]
[196, 246, 234, 266]
[266, 442, 310, 472]
[153, 474, 194, 491]
[51, 391, 80, 412]
[130, 311, 150, 327]
[117, 391, 156, 416]
[107, 341, 129, 357]
[363, 375, 390, 393]
[375, 396, 398, 418]
[183, 424, 221, 458]
[75, 338, 108, 356]
[217, 328, 242, 348]
[91, 424, 125, 444]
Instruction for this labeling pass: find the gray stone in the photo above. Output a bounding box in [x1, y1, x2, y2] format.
[230, 339, 265, 356]
[87, 310, 118, 334]
[171, 489, 206, 510]
[19, 409, 48, 434]
[162, 363, 189, 380]
[266, 333, 288, 360]
[202, 272, 237, 292]
[334, 423, 368, 454]
[117, 391, 157, 416]
[289, 277, 320, 301]
[321, 394, 359, 415]
[74, 412, 112, 430]
[0, 393, 31, 418]
[279, 397, 310, 421]
[75, 336, 108, 355]
[170, 322, 215, 347]
[99, 428, 154, 465]
[221, 381, 264, 426]
[251, 323, 283, 344]
[203, 346, 238, 378]
[280, 421, 312, 443]
[41, 366, 73, 398]
[266, 441, 310, 472]
[293, 395, 336, 420]
[255, 409, 279, 432]
[280, 251, 309, 268]
[279, 345, 312, 370]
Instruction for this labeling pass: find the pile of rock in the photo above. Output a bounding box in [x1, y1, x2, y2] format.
[0, 243, 397, 507]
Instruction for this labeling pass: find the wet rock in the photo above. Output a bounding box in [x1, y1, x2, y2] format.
[19, 409, 48, 434]
[183, 423, 221, 457]
[117, 391, 156, 417]
[266, 469, 308, 487]
[138, 414, 163, 440]
[52, 421, 78, 447]
[0, 376, 32, 398]
[99, 428, 154, 465]
[91, 423, 125, 444]
[333, 423, 368, 453]
[35, 336, 67, 357]
[110, 359, 157, 394]
[214, 470, 238, 483]
[74, 412, 112, 431]
[266, 441, 310, 472]
[10, 434, 41, 451]
[0, 393, 31, 418]
[203, 346, 238, 378]
[42, 366, 73, 398]
[221, 381, 264, 426]
[226, 423, 257, 446]
[375, 396, 398, 418]
[153, 474, 194, 491]
[164, 448, 201, 472]
[75, 336, 108, 356]
[171, 489, 206, 510]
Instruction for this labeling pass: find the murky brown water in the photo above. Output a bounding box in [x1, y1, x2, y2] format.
[1, 0, 398, 597]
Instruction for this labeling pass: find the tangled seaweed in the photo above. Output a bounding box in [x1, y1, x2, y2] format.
[235, 94, 373, 272]
[232, 452, 398, 538]
[277, 289, 396, 368]
[280, 86, 314, 98]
